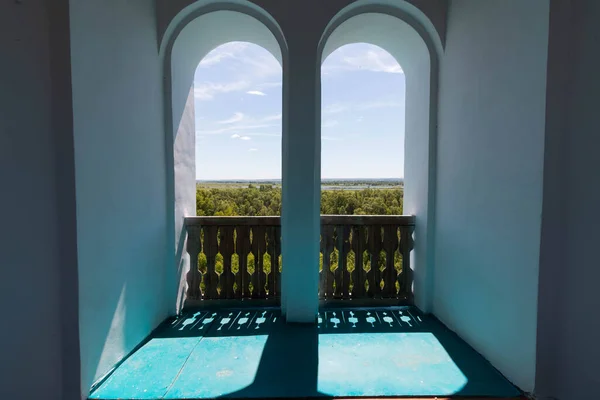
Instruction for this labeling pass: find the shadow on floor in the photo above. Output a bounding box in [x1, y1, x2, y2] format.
[221, 323, 327, 399]
[90, 307, 522, 399]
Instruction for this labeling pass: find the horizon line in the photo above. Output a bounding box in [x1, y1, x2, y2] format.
[197, 178, 404, 181]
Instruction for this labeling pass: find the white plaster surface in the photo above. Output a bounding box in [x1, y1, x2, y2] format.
[434, 0, 550, 391]
[69, 0, 169, 394]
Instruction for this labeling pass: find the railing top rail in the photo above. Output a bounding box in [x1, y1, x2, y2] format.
[185, 216, 280, 226]
[320, 215, 415, 226]
[185, 215, 415, 227]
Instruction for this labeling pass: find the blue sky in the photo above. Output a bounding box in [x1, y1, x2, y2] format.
[194, 42, 405, 180]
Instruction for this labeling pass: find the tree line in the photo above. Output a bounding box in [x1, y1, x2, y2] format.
[196, 184, 403, 216]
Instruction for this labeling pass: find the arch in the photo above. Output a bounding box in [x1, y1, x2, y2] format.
[159, 0, 287, 61]
[318, 1, 441, 312]
[319, 3, 442, 60]
[159, 1, 288, 314]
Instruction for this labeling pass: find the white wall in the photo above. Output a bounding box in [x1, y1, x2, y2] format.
[434, 0, 549, 391]
[69, 0, 169, 394]
[0, 1, 67, 398]
[536, 1, 600, 399]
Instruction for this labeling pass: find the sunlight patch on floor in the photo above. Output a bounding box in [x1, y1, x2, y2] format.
[89, 307, 520, 400]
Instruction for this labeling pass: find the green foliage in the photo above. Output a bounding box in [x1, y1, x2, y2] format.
[196, 185, 403, 216]
[321, 188, 403, 215]
[196, 185, 405, 293]
[197, 185, 281, 216]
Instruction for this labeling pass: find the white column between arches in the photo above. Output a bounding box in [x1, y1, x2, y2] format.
[281, 44, 321, 323]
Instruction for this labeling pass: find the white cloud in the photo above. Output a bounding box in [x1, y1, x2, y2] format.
[198, 123, 276, 135]
[323, 103, 348, 114]
[240, 136, 251, 140]
[245, 133, 281, 138]
[219, 112, 244, 124]
[247, 90, 266, 96]
[197, 111, 283, 136]
[194, 81, 249, 100]
[356, 100, 403, 110]
[248, 148, 258, 152]
[257, 81, 282, 90]
[198, 42, 250, 67]
[322, 99, 402, 115]
[197, 41, 281, 79]
[237, 53, 281, 79]
[262, 113, 282, 122]
[194, 43, 283, 103]
[322, 120, 339, 128]
[231, 134, 241, 139]
[322, 45, 404, 75]
[198, 52, 233, 67]
[342, 51, 403, 73]
[322, 136, 342, 141]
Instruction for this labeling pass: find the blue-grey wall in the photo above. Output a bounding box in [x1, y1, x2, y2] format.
[1, 1, 62, 397]
[434, 0, 549, 391]
[69, 0, 169, 394]
[536, 1, 600, 399]
[0, 0, 79, 398]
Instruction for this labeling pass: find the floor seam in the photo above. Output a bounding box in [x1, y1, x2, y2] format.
[160, 317, 216, 399]
[161, 337, 203, 398]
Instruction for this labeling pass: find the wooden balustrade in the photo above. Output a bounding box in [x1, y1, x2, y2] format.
[184, 217, 281, 300]
[184, 215, 414, 302]
[319, 215, 415, 302]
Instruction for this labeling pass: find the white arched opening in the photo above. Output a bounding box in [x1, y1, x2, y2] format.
[160, 3, 288, 314]
[319, 3, 441, 312]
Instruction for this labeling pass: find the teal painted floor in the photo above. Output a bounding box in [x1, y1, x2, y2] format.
[89, 307, 521, 399]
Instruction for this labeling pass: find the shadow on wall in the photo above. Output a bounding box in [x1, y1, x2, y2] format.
[175, 225, 188, 312]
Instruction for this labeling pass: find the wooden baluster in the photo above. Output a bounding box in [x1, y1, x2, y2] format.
[351, 225, 367, 298]
[320, 225, 335, 299]
[319, 230, 324, 299]
[382, 225, 400, 298]
[266, 226, 274, 297]
[267, 226, 281, 298]
[219, 226, 235, 299]
[274, 226, 282, 296]
[334, 225, 351, 299]
[399, 225, 415, 302]
[251, 226, 267, 298]
[236, 226, 251, 298]
[367, 225, 383, 298]
[202, 225, 219, 299]
[185, 225, 202, 300]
